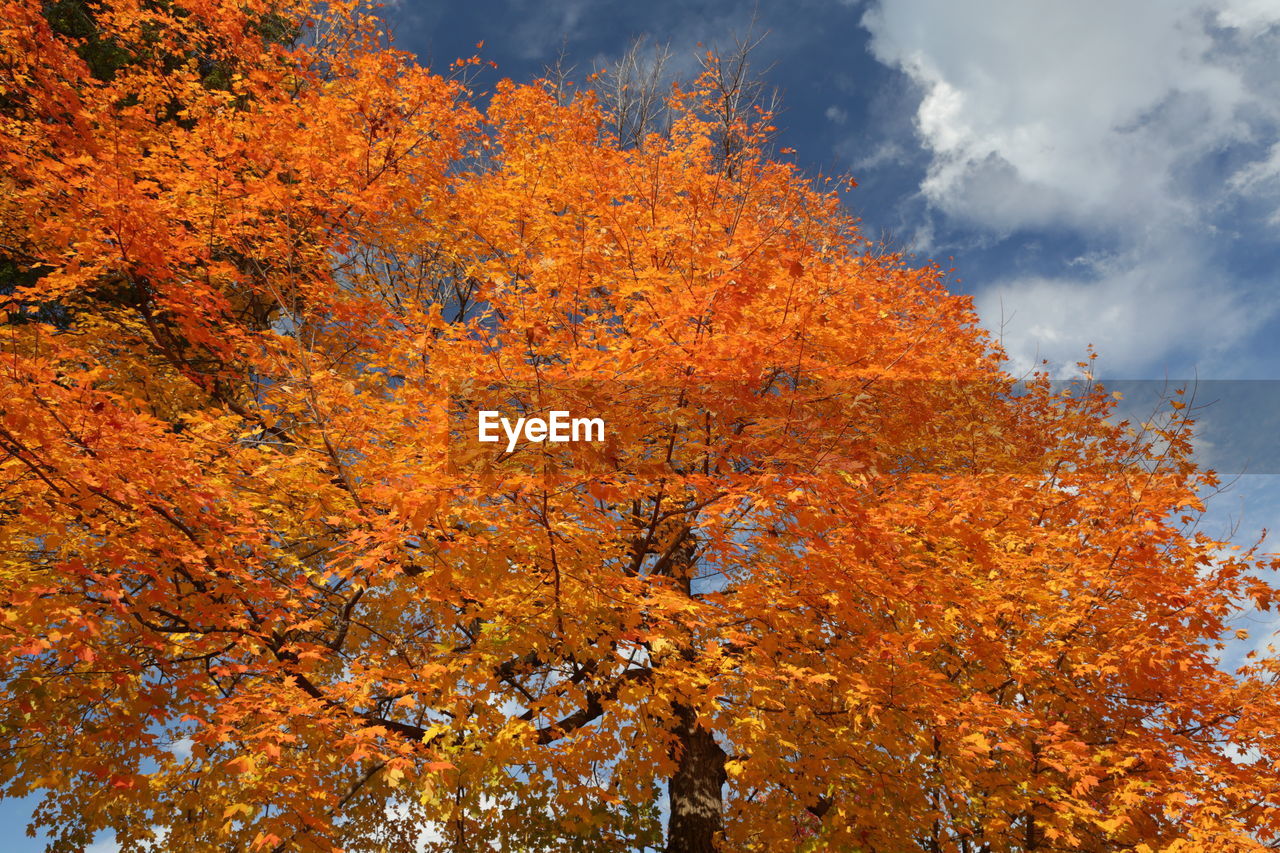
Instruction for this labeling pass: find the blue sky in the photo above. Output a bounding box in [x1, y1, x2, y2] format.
[386, 0, 1280, 380]
[5, 1, 1280, 848]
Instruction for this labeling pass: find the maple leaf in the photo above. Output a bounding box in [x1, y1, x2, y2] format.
[0, 1, 1277, 851]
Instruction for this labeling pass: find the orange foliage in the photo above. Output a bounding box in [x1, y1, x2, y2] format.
[1, 2, 1279, 850]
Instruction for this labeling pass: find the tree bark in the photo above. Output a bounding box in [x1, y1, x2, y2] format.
[667, 702, 727, 853]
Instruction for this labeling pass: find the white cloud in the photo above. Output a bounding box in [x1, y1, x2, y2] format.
[825, 104, 849, 124]
[975, 241, 1252, 376]
[1231, 140, 1280, 223]
[860, 0, 1280, 375]
[849, 140, 908, 172]
[1218, 0, 1280, 33]
[169, 737, 193, 760]
[862, 0, 1275, 233]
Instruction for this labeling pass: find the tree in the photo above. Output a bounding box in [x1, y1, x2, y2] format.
[2, 2, 1280, 851]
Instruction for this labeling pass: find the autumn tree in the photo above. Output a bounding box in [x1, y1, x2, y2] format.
[2, 2, 1280, 851]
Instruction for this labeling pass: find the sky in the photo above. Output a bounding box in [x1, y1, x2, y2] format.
[386, 0, 1280, 380]
[4, 0, 1280, 848]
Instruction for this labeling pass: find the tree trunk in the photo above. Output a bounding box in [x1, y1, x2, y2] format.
[667, 702, 727, 853]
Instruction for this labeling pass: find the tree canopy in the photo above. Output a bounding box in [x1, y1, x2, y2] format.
[2, 1, 1279, 851]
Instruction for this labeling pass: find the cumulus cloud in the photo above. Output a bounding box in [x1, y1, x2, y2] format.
[860, 0, 1280, 375]
[975, 242, 1252, 377]
[1218, 0, 1280, 33]
[862, 0, 1277, 232]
